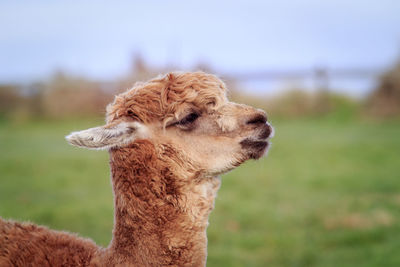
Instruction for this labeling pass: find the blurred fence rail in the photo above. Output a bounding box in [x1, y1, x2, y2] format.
[222, 67, 384, 91]
[223, 68, 383, 80]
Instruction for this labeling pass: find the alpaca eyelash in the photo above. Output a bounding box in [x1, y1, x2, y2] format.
[126, 110, 141, 121]
[127, 110, 136, 117]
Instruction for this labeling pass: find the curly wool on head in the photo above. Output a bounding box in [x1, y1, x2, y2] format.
[106, 72, 227, 125]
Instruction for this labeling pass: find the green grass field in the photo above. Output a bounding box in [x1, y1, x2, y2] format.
[1, 116, 400, 266]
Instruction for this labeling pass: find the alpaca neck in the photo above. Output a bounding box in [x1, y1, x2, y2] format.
[104, 141, 220, 266]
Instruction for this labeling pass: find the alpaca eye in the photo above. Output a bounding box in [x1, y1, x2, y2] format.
[179, 112, 199, 125]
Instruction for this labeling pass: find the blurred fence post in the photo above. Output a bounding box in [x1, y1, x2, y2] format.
[314, 67, 331, 113]
[314, 67, 329, 92]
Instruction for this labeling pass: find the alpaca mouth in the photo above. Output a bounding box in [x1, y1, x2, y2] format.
[240, 123, 274, 159]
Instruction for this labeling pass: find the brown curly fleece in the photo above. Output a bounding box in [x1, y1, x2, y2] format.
[1, 72, 271, 266]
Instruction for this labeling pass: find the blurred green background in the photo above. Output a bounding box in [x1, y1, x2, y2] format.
[1, 86, 400, 266]
[2, 1, 400, 266]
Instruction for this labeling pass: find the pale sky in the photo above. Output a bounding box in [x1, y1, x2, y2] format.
[1, 0, 400, 94]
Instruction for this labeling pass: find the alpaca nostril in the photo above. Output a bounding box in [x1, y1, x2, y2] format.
[259, 123, 273, 139]
[247, 114, 267, 125]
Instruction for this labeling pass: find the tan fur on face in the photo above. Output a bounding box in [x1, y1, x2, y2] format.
[104, 72, 269, 176]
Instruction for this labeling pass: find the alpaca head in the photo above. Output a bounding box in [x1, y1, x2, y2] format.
[66, 72, 273, 177]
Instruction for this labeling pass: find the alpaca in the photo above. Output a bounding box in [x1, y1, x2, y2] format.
[0, 72, 273, 266]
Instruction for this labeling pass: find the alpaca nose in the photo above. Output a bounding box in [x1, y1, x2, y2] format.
[246, 113, 267, 125]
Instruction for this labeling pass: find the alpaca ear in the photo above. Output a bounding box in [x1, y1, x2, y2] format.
[65, 121, 149, 150]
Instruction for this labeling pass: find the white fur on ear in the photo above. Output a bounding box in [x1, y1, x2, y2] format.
[65, 121, 149, 150]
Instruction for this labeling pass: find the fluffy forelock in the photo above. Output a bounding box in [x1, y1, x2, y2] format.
[106, 72, 227, 124]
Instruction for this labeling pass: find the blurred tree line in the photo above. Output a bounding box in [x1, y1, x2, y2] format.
[1, 56, 400, 121]
[229, 60, 400, 119]
[0, 56, 160, 121]
[368, 62, 400, 116]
